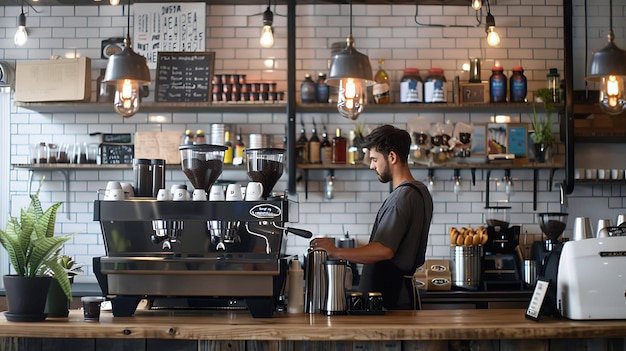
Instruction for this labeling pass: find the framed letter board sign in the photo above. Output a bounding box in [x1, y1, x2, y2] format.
[155, 51, 215, 103]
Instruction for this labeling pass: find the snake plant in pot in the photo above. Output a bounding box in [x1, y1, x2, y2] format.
[530, 88, 556, 163]
[0, 179, 72, 322]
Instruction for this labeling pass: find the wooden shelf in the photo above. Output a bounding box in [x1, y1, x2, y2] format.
[298, 160, 565, 170]
[11, 163, 248, 171]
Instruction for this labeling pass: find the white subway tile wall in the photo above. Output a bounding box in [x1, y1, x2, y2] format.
[0, 1, 625, 281]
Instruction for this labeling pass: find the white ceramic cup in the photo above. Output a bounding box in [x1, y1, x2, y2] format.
[156, 188, 171, 201]
[574, 168, 585, 180]
[106, 181, 122, 190]
[245, 182, 264, 201]
[585, 169, 598, 180]
[611, 169, 625, 180]
[104, 188, 124, 201]
[192, 189, 207, 201]
[225, 184, 243, 201]
[172, 188, 189, 201]
[209, 185, 225, 201]
[120, 182, 134, 199]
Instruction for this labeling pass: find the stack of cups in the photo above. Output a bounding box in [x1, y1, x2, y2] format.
[210, 124, 226, 145]
[248, 134, 271, 149]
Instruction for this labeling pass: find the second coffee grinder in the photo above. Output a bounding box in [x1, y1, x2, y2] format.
[481, 206, 523, 290]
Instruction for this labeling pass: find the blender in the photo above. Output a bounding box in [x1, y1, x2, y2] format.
[481, 206, 523, 290]
[245, 148, 285, 199]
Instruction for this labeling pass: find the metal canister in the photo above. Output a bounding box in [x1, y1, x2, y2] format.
[304, 248, 327, 314]
[348, 291, 364, 311]
[367, 291, 384, 311]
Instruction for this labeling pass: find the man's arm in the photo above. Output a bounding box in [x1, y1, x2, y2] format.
[311, 238, 394, 264]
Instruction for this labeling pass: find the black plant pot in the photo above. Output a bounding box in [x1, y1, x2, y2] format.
[533, 142, 552, 163]
[45, 276, 73, 318]
[3, 275, 52, 322]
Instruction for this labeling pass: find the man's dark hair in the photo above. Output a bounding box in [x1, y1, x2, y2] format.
[361, 124, 411, 163]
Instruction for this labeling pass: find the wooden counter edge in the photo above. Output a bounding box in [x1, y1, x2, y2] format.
[0, 309, 625, 341]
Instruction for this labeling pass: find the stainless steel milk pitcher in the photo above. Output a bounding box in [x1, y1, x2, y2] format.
[322, 259, 349, 315]
[304, 247, 327, 314]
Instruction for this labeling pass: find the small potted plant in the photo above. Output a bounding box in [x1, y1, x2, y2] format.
[530, 88, 556, 162]
[45, 252, 83, 318]
[0, 178, 72, 322]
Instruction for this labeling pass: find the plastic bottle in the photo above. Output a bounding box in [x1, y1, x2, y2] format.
[546, 68, 561, 103]
[223, 131, 234, 164]
[489, 65, 507, 103]
[316, 73, 329, 103]
[287, 257, 304, 314]
[509, 66, 527, 103]
[400, 68, 423, 103]
[300, 74, 317, 103]
[373, 59, 391, 104]
[332, 128, 347, 164]
[308, 120, 321, 164]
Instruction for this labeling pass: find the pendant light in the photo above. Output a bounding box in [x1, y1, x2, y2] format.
[259, 0, 274, 48]
[14, 1, 28, 46]
[587, 0, 626, 115]
[326, 0, 374, 120]
[485, 0, 500, 47]
[471, 0, 482, 11]
[102, 0, 151, 118]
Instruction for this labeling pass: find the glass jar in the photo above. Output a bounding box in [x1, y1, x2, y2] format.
[546, 68, 561, 103]
[400, 68, 423, 103]
[424, 68, 446, 103]
[489, 65, 507, 103]
[510, 66, 527, 103]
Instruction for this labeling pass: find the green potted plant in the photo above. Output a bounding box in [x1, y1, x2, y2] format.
[0, 179, 72, 322]
[45, 252, 83, 318]
[530, 88, 556, 162]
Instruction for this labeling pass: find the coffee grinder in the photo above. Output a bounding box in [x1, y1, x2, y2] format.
[531, 212, 568, 273]
[482, 206, 523, 290]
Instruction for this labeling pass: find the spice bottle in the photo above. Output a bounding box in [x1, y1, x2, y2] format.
[424, 68, 447, 103]
[316, 73, 329, 103]
[400, 68, 423, 103]
[509, 66, 527, 103]
[373, 59, 391, 104]
[546, 68, 561, 103]
[332, 128, 347, 164]
[300, 74, 317, 103]
[489, 65, 507, 103]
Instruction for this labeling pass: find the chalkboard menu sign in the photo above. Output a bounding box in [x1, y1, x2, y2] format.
[155, 51, 215, 102]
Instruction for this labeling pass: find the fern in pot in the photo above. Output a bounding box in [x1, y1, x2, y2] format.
[0, 179, 72, 322]
[530, 88, 556, 162]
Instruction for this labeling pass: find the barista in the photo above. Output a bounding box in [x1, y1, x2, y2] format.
[311, 125, 433, 310]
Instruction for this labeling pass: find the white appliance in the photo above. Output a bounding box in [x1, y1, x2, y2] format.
[557, 236, 626, 320]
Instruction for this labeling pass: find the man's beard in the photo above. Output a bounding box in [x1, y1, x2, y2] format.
[376, 163, 392, 183]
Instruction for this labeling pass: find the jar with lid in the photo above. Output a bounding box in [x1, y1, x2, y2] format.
[300, 74, 317, 103]
[400, 68, 423, 103]
[489, 65, 507, 103]
[424, 68, 447, 103]
[546, 68, 561, 103]
[509, 66, 527, 103]
[315, 73, 329, 103]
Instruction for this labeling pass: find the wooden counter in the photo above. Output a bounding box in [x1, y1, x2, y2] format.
[0, 308, 625, 341]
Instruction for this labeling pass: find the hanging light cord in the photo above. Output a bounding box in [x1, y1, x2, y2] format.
[414, 3, 482, 28]
[349, 0, 353, 36]
[584, 0, 588, 97]
[19, 0, 41, 14]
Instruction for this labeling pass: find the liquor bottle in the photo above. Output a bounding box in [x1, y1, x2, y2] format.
[234, 128, 245, 166]
[308, 119, 321, 164]
[348, 130, 361, 164]
[296, 120, 309, 164]
[223, 130, 234, 164]
[300, 74, 317, 103]
[320, 124, 332, 164]
[316, 73, 330, 103]
[373, 59, 391, 104]
[332, 128, 347, 164]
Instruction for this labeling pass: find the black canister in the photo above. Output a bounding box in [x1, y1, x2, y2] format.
[489, 65, 507, 103]
[151, 159, 166, 198]
[133, 158, 152, 197]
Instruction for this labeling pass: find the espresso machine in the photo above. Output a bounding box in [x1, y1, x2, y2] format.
[481, 206, 523, 290]
[93, 145, 311, 318]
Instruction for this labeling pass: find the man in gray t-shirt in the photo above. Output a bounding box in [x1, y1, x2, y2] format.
[312, 125, 433, 310]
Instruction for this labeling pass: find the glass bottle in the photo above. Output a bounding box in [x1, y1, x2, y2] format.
[223, 130, 234, 164]
[234, 129, 245, 165]
[321, 124, 332, 164]
[424, 68, 447, 103]
[316, 73, 330, 103]
[489, 65, 507, 103]
[373, 59, 391, 104]
[182, 129, 194, 145]
[296, 120, 309, 164]
[308, 120, 321, 164]
[546, 68, 561, 103]
[332, 128, 347, 164]
[300, 74, 317, 103]
[510, 66, 527, 103]
[400, 68, 423, 103]
[194, 129, 206, 144]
